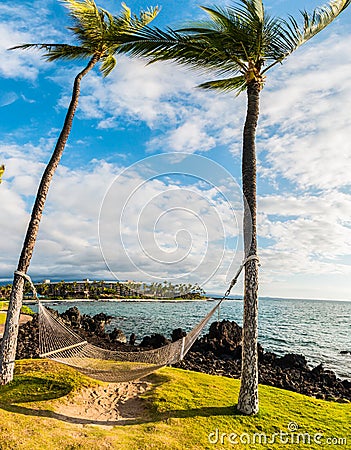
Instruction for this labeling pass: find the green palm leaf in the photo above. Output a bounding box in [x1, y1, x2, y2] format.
[9, 43, 94, 61]
[100, 53, 117, 77]
[119, 0, 350, 93]
[197, 75, 247, 94]
[9, 0, 158, 76]
[277, 0, 350, 58]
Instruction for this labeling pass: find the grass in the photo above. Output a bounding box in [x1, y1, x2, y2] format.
[0, 312, 6, 325]
[0, 301, 8, 311]
[0, 303, 34, 318]
[0, 360, 349, 449]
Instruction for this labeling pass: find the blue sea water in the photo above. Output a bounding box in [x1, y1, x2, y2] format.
[36, 297, 351, 379]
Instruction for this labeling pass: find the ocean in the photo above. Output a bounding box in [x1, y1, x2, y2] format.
[35, 297, 351, 379]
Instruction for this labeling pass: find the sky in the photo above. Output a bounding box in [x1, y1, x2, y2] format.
[0, 0, 350, 300]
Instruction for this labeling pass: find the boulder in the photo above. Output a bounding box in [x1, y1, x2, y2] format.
[81, 312, 112, 335]
[129, 333, 136, 345]
[109, 328, 127, 344]
[8, 311, 351, 403]
[60, 306, 81, 327]
[171, 328, 186, 342]
[139, 333, 171, 349]
[275, 353, 308, 370]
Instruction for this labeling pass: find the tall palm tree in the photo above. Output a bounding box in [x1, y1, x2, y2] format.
[0, 0, 158, 385]
[116, 0, 350, 414]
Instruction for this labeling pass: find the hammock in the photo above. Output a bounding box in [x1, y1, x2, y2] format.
[16, 255, 258, 383]
[38, 299, 222, 382]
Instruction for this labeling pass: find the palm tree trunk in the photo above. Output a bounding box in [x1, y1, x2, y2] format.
[0, 55, 99, 385]
[237, 80, 260, 415]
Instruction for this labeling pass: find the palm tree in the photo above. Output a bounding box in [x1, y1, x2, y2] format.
[0, 0, 158, 385]
[116, 0, 350, 414]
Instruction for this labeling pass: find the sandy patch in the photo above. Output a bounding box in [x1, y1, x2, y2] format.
[55, 380, 151, 426]
[0, 314, 33, 337]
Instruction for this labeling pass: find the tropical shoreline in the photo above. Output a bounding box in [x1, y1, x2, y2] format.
[8, 308, 351, 401]
[23, 297, 218, 305]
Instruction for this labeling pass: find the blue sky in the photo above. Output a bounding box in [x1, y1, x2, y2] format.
[0, 0, 350, 300]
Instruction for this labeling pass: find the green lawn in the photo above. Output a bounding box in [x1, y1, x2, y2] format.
[0, 360, 349, 449]
[0, 311, 6, 325]
[0, 303, 34, 318]
[0, 301, 9, 311]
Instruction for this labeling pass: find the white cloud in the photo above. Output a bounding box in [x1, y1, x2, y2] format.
[0, 24, 41, 80]
[257, 191, 351, 279]
[1, 149, 243, 290]
[259, 34, 351, 190]
[0, 0, 77, 81]
[98, 156, 242, 287]
[52, 56, 246, 156]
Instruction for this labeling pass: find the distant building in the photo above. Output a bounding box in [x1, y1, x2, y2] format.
[34, 280, 140, 298]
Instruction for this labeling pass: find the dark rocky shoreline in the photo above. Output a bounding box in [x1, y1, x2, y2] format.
[4, 307, 350, 403]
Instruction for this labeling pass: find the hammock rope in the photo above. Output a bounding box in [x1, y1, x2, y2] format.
[15, 255, 259, 383]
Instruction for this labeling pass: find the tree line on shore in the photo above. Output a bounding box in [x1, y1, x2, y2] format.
[0, 280, 206, 301]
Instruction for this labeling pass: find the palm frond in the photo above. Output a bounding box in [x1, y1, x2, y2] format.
[250, 0, 264, 22]
[285, 0, 350, 49]
[100, 53, 117, 77]
[137, 6, 160, 28]
[199, 6, 239, 30]
[112, 3, 159, 33]
[10, 0, 158, 78]
[197, 75, 247, 94]
[9, 43, 92, 61]
[225, 0, 264, 25]
[64, 0, 105, 46]
[117, 25, 246, 77]
[259, 16, 298, 63]
[179, 3, 267, 64]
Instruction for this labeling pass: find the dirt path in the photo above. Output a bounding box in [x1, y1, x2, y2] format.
[0, 314, 33, 337]
[55, 381, 151, 426]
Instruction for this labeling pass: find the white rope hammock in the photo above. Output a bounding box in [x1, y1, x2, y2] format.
[15, 255, 258, 383]
[37, 298, 221, 382]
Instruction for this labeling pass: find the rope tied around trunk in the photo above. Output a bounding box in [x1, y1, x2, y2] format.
[14, 270, 39, 302]
[224, 255, 260, 298]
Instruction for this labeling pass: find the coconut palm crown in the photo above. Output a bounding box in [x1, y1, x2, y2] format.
[0, 0, 158, 386]
[12, 0, 159, 76]
[117, 0, 349, 92]
[115, 0, 350, 416]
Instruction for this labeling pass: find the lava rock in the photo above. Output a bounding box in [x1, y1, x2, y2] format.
[60, 306, 81, 327]
[109, 328, 127, 344]
[8, 310, 351, 403]
[139, 333, 171, 349]
[171, 328, 186, 342]
[275, 353, 308, 370]
[129, 333, 136, 345]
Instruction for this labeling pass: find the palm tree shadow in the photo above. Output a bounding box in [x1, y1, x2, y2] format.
[0, 402, 145, 426]
[0, 402, 242, 427]
[0, 372, 244, 426]
[0, 375, 74, 403]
